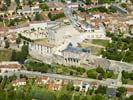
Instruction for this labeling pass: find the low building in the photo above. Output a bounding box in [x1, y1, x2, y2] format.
[68, 3, 79, 10]
[0, 61, 21, 73]
[12, 78, 26, 87]
[35, 76, 49, 85]
[17, 5, 41, 15]
[20, 28, 48, 40]
[81, 81, 90, 92]
[46, 2, 64, 11]
[126, 88, 133, 97]
[47, 79, 63, 91]
[30, 21, 48, 30]
[73, 80, 82, 88]
[90, 81, 98, 89]
[106, 86, 117, 97]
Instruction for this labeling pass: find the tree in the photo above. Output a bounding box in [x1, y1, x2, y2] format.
[0, 76, 2, 83]
[86, 0, 92, 5]
[39, 3, 49, 11]
[75, 86, 80, 91]
[9, 19, 16, 26]
[122, 71, 129, 79]
[48, 12, 65, 21]
[15, 45, 29, 63]
[15, 0, 20, 6]
[98, 74, 103, 80]
[61, 0, 65, 3]
[87, 70, 97, 79]
[4, 40, 10, 48]
[16, 37, 21, 45]
[11, 50, 17, 61]
[117, 87, 127, 97]
[27, 0, 35, 7]
[92, 94, 105, 100]
[128, 95, 133, 100]
[76, 67, 85, 75]
[58, 94, 72, 100]
[21, 45, 29, 56]
[130, 0, 133, 4]
[4, 0, 11, 6]
[96, 66, 105, 75]
[95, 85, 106, 95]
[8, 74, 17, 82]
[71, 0, 77, 2]
[34, 13, 43, 21]
[106, 70, 114, 78]
[66, 82, 74, 91]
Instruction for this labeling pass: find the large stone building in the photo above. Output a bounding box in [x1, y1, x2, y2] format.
[62, 43, 90, 66]
[29, 38, 57, 64]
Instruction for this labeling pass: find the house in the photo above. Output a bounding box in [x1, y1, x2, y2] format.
[73, 80, 83, 91]
[0, 61, 21, 73]
[47, 79, 63, 90]
[17, 5, 41, 15]
[126, 88, 133, 97]
[81, 81, 90, 92]
[90, 81, 98, 89]
[0, 37, 5, 48]
[35, 76, 49, 85]
[62, 79, 70, 85]
[46, 2, 64, 11]
[30, 21, 48, 30]
[17, 6, 31, 15]
[8, 1, 17, 15]
[106, 86, 117, 97]
[68, 3, 79, 9]
[12, 78, 26, 87]
[40, 12, 49, 21]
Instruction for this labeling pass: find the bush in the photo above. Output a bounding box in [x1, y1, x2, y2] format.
[96, 66, 105, 74]
[87, 69, 97, 79]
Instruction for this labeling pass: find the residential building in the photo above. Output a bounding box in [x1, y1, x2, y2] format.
[47, 79, 63, 91]
[90, 81, 98, 89]
[73, 80, 83, 90]
[126, 88, 133, 97]
[17, 5, 41, 15]
[81, 81, 90, 92]
[106, 86, 117, 97]
[35, 76, 49, 85]
[46, 2, 64, 11]
[0, 61, 21, 73]
[12, 78, 26, 87]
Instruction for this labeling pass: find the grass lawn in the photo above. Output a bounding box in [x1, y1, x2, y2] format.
[0, 21, 4, 27]
[78, 39, 108, 56]
[92, 39, 109, 47]
[89, 46, 102, 56]
[127, 79, 133, 85]
[0, 49, 12, 61]
[111, 74, 118, 79]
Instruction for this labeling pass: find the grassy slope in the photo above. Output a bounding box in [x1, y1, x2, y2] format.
[0, 49, 12, 61]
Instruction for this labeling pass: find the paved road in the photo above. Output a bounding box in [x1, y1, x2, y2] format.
[1, 69, 132, 88]
[0, 70, 116, 86]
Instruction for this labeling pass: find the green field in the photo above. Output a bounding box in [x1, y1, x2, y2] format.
[0, 49, 12, 61]
[78, 39, 103, 56]
[92, 39, 109, 47]
[127, 79, 133, 85]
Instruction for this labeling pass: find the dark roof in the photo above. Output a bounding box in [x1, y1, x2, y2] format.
[62, 43, 90, 53]
[106, 87, 116, 97]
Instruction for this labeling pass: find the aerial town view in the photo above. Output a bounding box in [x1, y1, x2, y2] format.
[0, 0, 133, 100]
